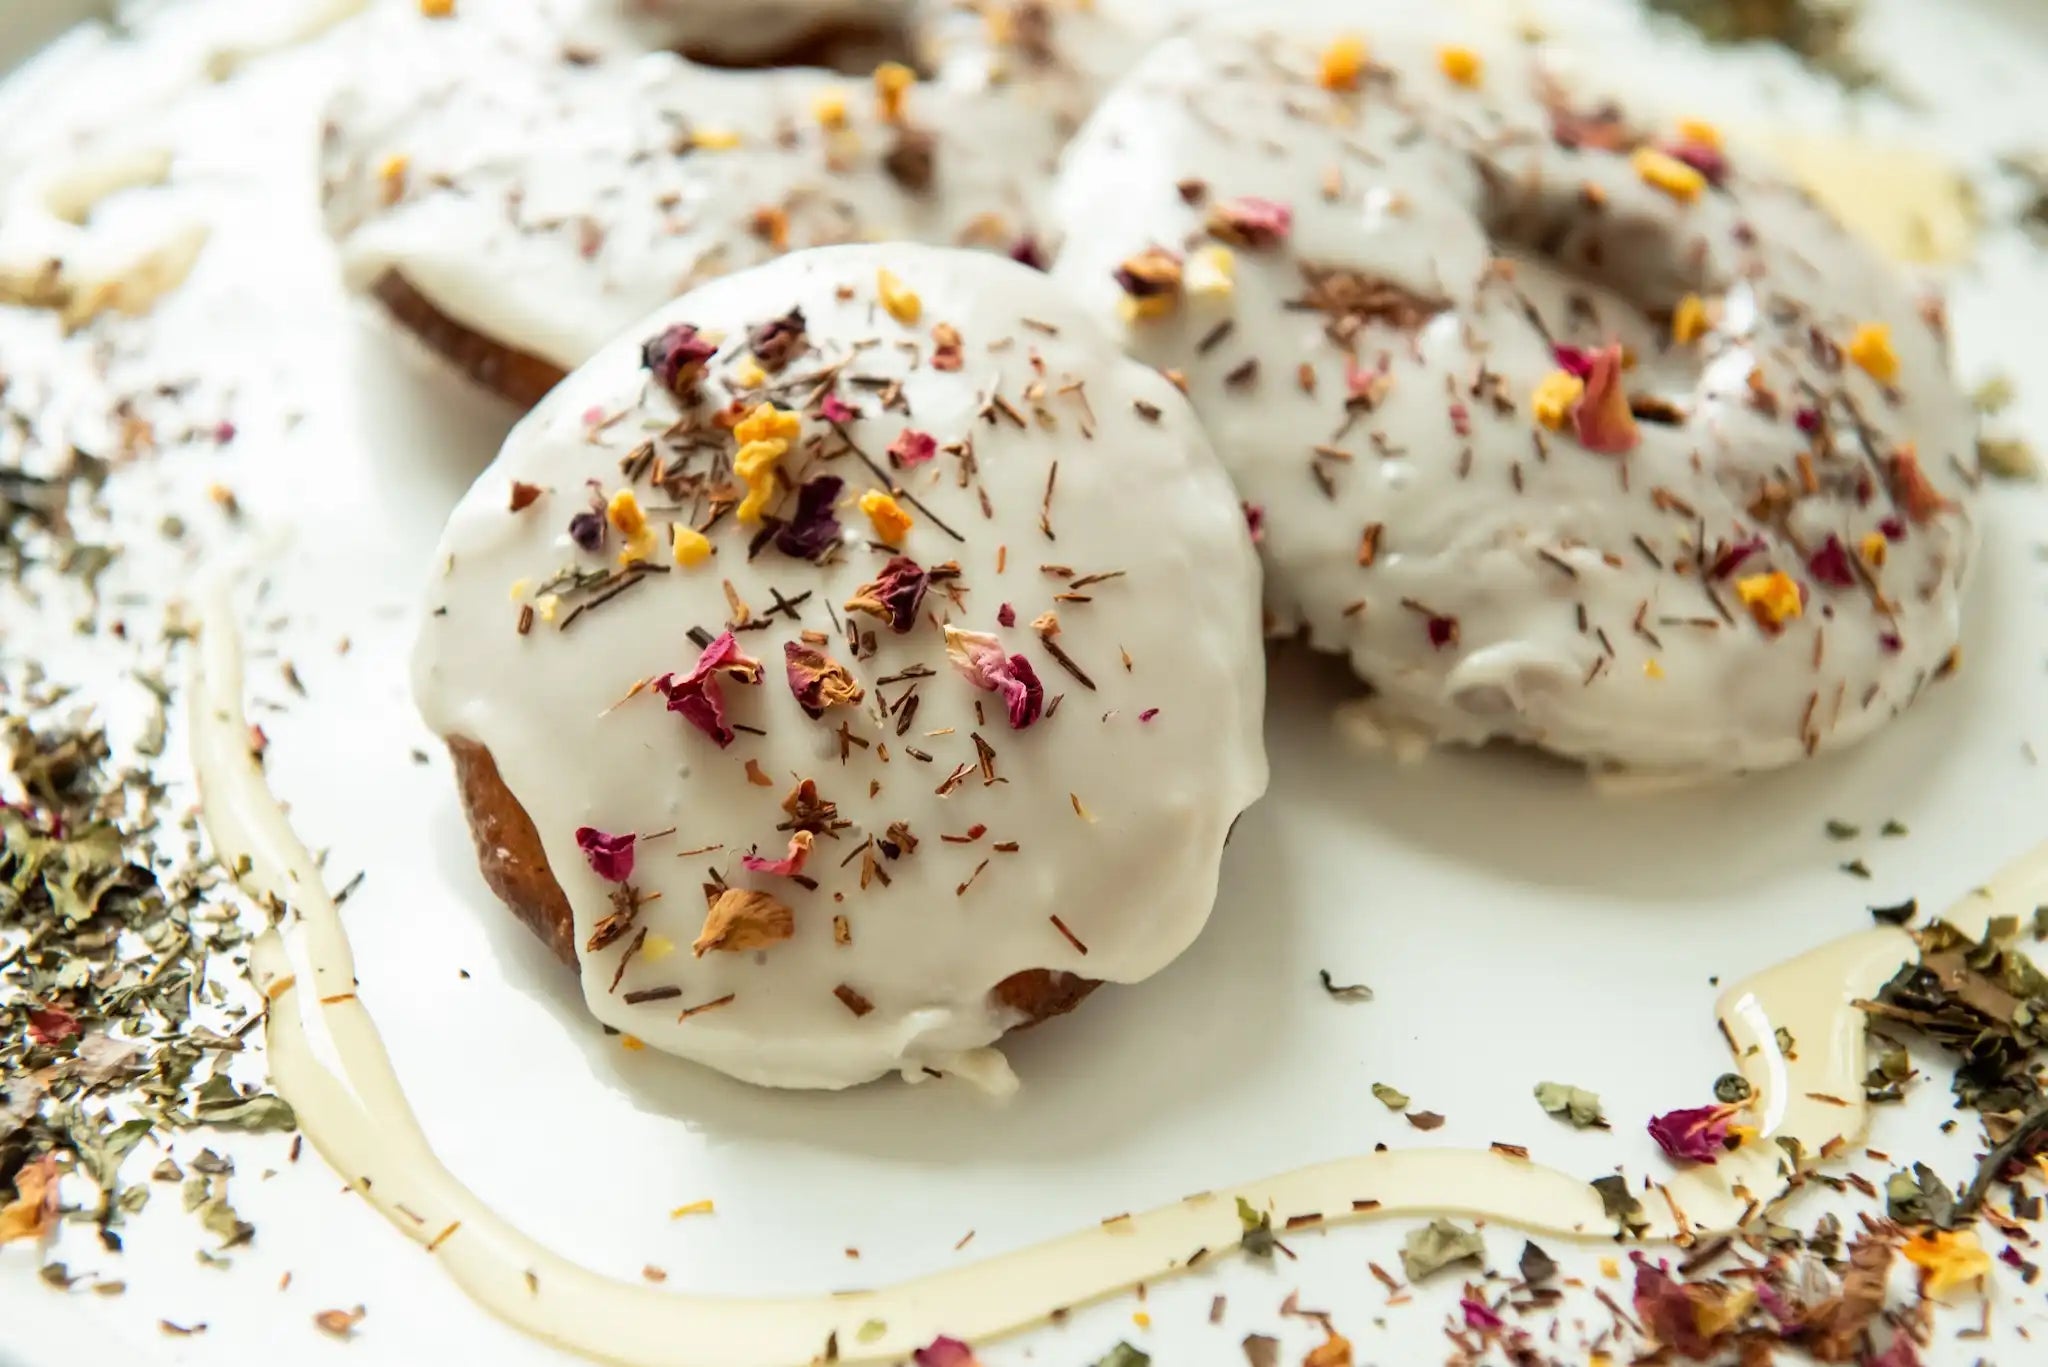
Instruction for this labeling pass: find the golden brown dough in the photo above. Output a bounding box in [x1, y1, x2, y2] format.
[444, 737, 1097, 1027]
[371, 272, 569, 410]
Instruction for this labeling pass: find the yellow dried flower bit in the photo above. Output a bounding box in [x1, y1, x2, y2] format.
[1185, 244, 1236, 299]
[1643, 658, 1664, 680]
[1735, 570, 1803, 630]
[1846, 322, 1900, 384]
[1530, 371, 1584, 430]
[735, 441, 788, 524]
[669, 1199, 715, 1219]
[873, 61, 915, 122]
[1671, 293, 1710, 344]
[1131, 1311, 1152, 1329]
[620, 1034, 645, 1052]
[507, 578, 529, 602]
[735, 402, 801, 447]
[419, 0, 455, 16]
[876, 268, 922, 324]
[1632, 147, 1706, 203]
[1598, 1257, 1619, 1279]
[671, 526, 713, 567]
[619, 528, 657, 567]
[536, 593, 561, 623]
[376, 153, 409, 205]
[1675, 117, 1723, 149]
[1319, 34, 1367, 91]
[1438, 45, 1482, 86]
[692, 127, 741, 151]
[731, 356, 768, 390]
[606, 489, 648, 537]
[1902, 1228, 1992, 1297]
[1859, 530, 1889, 567]
[812, 88, 849, 129]
[640, 933, 676, 962]
[860, 490, 914, 545]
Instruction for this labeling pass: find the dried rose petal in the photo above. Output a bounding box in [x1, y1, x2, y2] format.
[653, 631, 762, 748]
[568, 507, 606, 553]
[943, 627, 1045, 729]
[1806, 535, 1856, 588]
[1205, 195, 1293, 248]
[1794, 406, 1822, 435]
[1009, 236, 1048, 271]
[844, 555, 929, 633]
[26, 1005, 79, 1046]
[746, 308, 807, 372]
[775, 475, 844, 561]
[819, 393, 858, 424]
[1426, 615, 1459, 650]
[1573, 344, 1639, 454]
[740, 831, 813, 877]
[1243, 501, 1266, 544]
[1632, 1258, 1744, 1359]
[1647, 1103, 1736, 1164]
[641, 322, 717, 395]
[785, 641, 865, 718]
[1460, 1298, 1503, 1331]
[888, 429, 937, 468]
[997, 603, 1016, 627]
[1878, 515, 1907, 542]
[1552, 344, 1595, 379]
[1709, 535, 1765, 580]
[913, 1338, 978, 1367]
[1662, 138, 1728, 185]
[573, 827, 637, 883]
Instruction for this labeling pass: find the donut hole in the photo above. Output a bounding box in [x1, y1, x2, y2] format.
[664, 15, 919, 74]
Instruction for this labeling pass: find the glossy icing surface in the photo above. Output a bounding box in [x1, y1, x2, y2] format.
[1050, 10, 1980, 774]
[411, 243, 1267, 1089]
[320, 0, 1158, 375]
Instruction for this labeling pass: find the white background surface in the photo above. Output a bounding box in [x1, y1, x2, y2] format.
[8, 1, 2048, 1364]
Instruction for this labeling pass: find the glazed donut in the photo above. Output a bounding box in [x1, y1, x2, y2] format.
[412, 243, 1266, 1090]
[321, 0, 1159, 407]
[1048, 11, 1978, 775]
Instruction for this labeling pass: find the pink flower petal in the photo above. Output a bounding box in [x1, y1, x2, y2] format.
[741, 831, 814, 877]
[652, 631, 762, 748]
[943, 627, 1044, 729]
[574, 827, 637, 883]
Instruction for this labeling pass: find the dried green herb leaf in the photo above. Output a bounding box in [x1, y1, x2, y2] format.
[1317, 970, 1372, 1002]
[1973, 375, 2016, 415]
[1591, 1175, 1647, 1234]
[1870, 899, 1918, 926]
[1885, 1162, 1956, 1228]
[1824, 819, 1860, 840]
[190, 1075, 295, 1133]
[1400, 1218, 1484, 1282]
[1371, 1083, 1409, 1111]
[1979, 436, 2038, 481]
[1863, 1044, 1912, 1102]
[1235, 1196, 1276, 1259]
[1092, 1344, 1151, 1367]
[1533, 1081, 1605, 1128]
[1880, 819, 1908, 838]
[1839, 859, 1871, 879]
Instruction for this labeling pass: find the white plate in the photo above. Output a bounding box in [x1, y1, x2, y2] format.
[7, 1, 2048, 1365]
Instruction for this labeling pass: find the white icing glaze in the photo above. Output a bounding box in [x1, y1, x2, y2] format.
[320, 0, 1156, 377]
[1049, 10, 1979, 774]
[411, 243, 1267, 1089]
[202, 581, 2033, 1365]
